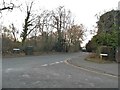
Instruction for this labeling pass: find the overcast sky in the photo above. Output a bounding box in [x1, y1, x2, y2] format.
[0, 0, 119, 46]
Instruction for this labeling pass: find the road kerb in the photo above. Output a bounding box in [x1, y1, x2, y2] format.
[64, 59, 118, 78]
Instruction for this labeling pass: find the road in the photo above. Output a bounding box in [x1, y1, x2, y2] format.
[2, 52, 118, 88]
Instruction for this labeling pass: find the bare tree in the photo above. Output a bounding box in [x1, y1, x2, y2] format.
[51, 6, 63, 41]
[0, 0, 21, 12]
[21, 1, 36, 45]
[0, 0, 14, 11]
[34, 10, 52, 51]
[66, 24, 85, 52]
[2, 26, 11, 38]
[36, 10, 51, 36]
[50, 6, 74, 51]
[9, 23, 19, 42]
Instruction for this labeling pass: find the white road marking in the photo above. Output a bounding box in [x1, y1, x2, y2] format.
[60, 61, 64, 63]
[32, 81, 40, 85]
[22, 74, 30, 78]
[41, 60, 64, 67]
[5, 68, 23, 73]
[5, 68, 13, 73]
[49, 63, 55, 65]
[41, 64, 48, 66]
[6, 68, 13, 71]
[55, 62, 59, 64]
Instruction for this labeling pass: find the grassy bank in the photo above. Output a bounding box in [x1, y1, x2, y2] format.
[85, 53, 115, 64]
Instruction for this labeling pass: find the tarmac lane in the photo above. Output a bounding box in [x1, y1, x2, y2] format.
[2, 52, 118, 88]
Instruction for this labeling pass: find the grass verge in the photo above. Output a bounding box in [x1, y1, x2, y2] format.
[85, 53, 115, 64]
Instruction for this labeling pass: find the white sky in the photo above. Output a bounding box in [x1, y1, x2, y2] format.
[0, 0, 119, 46]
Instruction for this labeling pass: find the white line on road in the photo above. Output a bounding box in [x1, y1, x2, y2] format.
[41, 64, 48, 66]
[55, 62, 60, 64]
[49, 63, 55, 65]
[5, 68, 24, 73]
[60, 61, 64, 63]
[41, 61, 64, 67]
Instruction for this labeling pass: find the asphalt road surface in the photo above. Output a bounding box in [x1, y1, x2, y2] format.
[2, 52, 118, 88]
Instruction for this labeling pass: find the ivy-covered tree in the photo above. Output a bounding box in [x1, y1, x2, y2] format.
[94, 30, 118, 48]
[21, 2, 36, 46]
[88, 10, 120, 51]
